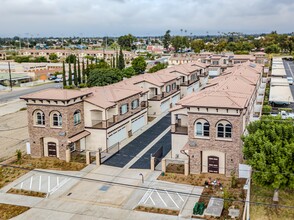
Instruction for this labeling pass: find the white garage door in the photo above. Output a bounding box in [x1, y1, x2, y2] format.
[108, 127, 127, 147]
[187, 85, 193, 95]
[132, 115, 145, 133]
[160, 100, 170, 112]
[172, 94, 180, 106]
[193, 82, 199, 92]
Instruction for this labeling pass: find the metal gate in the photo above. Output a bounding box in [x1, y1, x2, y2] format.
[153, 146, 163, 170]
[48, 142, 57, 157]
[208, 156, 219, 173]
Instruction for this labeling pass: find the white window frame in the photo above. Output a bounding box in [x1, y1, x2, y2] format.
[120, 104, 128, 115]
[35, 111, 45, 126]
[52, 112, 62, 127]
[166, 85, 171, 93]
[195, 119, 210, 137]
[74, 110, 81, 125]
[216, 121, 232, 139]
[131, 99, 139, 110]
[172, 83, 176, 90]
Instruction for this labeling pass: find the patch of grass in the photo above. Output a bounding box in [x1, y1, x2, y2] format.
[0, 203, 29, 219]
[135, 205, 179, 216]
[7, 188, 47, 198]
[250, 182, 294, 220]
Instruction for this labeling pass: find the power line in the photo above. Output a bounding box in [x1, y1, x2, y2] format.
[1, 163, 294, 209]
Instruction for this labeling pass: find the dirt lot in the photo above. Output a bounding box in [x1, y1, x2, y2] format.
[0, 109, 28, 161]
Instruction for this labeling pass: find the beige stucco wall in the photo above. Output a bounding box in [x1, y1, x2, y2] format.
[171, 134, 188, 159]
[85, 128, 107, 151]
[202, 150, 225, 174]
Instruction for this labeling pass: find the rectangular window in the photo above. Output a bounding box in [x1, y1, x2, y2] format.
[132, 100, 139, 110]
[120, 104, 128, 115]
[166, 85, 171, 93]
[196, 123, 202, 136]
[172, 83, 176, 90]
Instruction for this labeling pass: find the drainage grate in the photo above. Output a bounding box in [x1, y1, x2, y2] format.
[99, 185, 110, 192]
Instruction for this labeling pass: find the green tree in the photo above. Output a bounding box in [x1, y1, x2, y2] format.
[131, 56, 147, 74]
[73, 58, 78, 86]
[62, 61, 66, 87]
[66, 54, 76, 63]
[82, 60, 86, 84]
[191, 39, 205, 53]
[49, 53, 58, 61]
[77, 58, 81, 84]
[148, 63, 167, 73]
[117, 34, 136, 51]
[122, 67, 136, 78]
[265, 44, 280, 53]
[171, 36, 189, 52]
[87, 68, 123, 87]
[117, 48, 125, 70]
[242, 116, 294, 189]
[163, 30, 171, 50]
[68, 62, 72, 86]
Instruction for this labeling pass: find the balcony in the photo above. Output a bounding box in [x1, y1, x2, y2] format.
[180, 77, 199, 86]
[171, 124, 188, 134]
[149, 86, 180, 101]
[92, 115, 118, 128]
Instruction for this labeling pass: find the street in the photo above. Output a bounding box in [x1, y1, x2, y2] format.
[0, 82, 59, 103]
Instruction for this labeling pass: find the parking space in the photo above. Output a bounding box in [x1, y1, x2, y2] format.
[130, 131, 171, 169]
[103, 114, 171, 168]
[139, 188, 186, 210]
[12, 171, 71, 195]
[283, 59, 294, 110]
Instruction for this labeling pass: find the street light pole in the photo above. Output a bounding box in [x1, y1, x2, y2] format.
[8, 61, 12, 91]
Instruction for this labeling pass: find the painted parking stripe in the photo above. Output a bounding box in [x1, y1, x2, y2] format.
[165, 190, 179, 209]
[144, 189, 154, 204]
[139, 189, 151, 204]
[49, 178, 71, 195]
[20, 182, 23, 189]
[149, 195, 156, 205]
[39, 175, 42, 191]
[155, 190, 167, 207]
[177, 192, 184, 202]
[48, 176, 50, 192]
[29, 176, 33, 190]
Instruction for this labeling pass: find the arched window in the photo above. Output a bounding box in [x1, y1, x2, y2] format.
[35, 111, 45, 126]
[52, 113, 62, 127]
[195, 119, 210, 137]
[216, 121, 232, 138]
[225, 124, 232, 138]
[74, 110, 81, 125]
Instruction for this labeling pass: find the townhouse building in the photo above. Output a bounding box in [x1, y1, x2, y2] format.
[170, 62, 265, 176]
[20, 89, 92, 160]
[22, 62, 210, 160]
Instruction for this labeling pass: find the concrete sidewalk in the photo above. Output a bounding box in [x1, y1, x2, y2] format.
[0, 192, 43, 207]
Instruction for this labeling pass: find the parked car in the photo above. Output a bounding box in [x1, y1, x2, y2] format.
[287, 77, 293, 85]
[279, 110, 294, 119]
[54, 78, 62, 83]
[48, 75, 57, 80]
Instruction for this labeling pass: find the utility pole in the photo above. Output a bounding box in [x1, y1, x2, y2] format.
[8, 61, 12, 91]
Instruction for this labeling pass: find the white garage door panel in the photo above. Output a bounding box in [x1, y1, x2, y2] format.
[108, 127, 127, 147]
[132, 115, 145, 133]
[194, 83, 199, 92]
[187, 86, 193, 95]
[161, 100, 170, 112]
[172, 94, 180, 106]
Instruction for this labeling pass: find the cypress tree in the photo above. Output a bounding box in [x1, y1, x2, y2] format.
[116, 51, 119, 68]
[86, 58, 90, 78]
[68, 62, 72, 86]
[73, 58, 78, 86]
[118, 48, 125, 70]
[82, 60, 86, 84]
[95, 57, 98, 64]
[112, 56, 116, 68]
[77, 58, 81, 84]
[62, 61, 66, 87]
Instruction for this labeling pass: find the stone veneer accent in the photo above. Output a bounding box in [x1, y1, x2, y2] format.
[27, 101, 85, 160]
[187, 112, 244, 177]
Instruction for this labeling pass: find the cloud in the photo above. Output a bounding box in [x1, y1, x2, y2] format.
[0, 0, 293, 37]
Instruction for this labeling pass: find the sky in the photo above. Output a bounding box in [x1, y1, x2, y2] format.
[1, 0, 294, 37]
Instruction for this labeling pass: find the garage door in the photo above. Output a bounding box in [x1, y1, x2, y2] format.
[193, 82, 199, 92]
[160, 100, 170, 112]
[187, 85, 193, 95]
[172, 94, 180, 106]
[132, 115, 145, 133]
[108, 127, 127, 148]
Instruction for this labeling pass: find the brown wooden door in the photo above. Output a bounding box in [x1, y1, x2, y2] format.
[208, 156, 219, 173]
[48, 142, 57, 157]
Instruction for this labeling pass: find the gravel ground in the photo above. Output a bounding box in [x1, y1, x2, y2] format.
[0, 105, 28, 161]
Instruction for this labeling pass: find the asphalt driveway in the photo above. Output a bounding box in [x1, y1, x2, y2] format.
[103, 114, 171, 168]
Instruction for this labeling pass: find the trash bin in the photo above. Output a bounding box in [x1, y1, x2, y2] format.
[161, 171, 165, 176]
